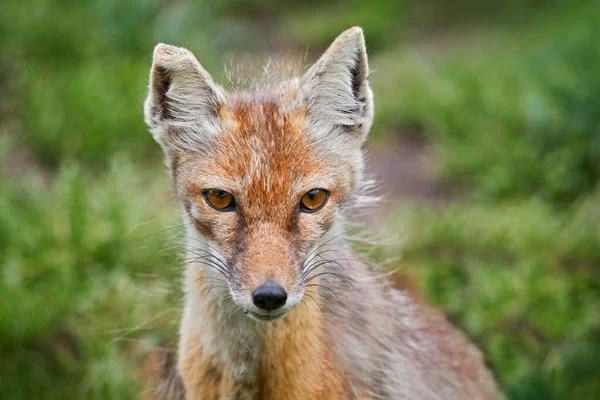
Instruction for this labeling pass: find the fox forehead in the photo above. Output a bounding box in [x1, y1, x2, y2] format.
[172, 97, 353, 215]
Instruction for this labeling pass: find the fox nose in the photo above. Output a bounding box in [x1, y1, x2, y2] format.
[252, 284, 287, 311]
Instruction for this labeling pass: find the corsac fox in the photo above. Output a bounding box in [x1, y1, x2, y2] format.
[143, 27, 500, 399]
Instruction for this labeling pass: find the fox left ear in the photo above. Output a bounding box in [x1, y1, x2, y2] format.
[300, 27, 373, 141]
[144, 43, 226, 154]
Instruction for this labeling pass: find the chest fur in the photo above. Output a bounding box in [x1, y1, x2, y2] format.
[178, 283, 349, 400]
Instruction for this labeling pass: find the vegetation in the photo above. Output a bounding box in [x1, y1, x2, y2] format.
[1, 1, 598, 398]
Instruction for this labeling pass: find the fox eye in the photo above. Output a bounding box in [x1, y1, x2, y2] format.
[203, 189, 236, 212]
[299, 189, 329, 213]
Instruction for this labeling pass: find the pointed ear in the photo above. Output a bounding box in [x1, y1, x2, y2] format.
[144, 44, 226, 150]
[300, 27, 373, 141]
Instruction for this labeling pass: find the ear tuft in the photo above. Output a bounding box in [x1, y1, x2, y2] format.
[152, 43, 194, 65]
[144, 44, 226, 150]
[300, 27, 373, 140]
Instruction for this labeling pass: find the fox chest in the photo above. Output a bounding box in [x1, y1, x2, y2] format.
[179, 322, 351, 400]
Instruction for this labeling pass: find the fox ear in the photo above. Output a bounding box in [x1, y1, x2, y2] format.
[300, 27, 373, 141]
[144, 44, 226, 151]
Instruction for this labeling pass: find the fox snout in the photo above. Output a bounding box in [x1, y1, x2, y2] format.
[252, 283, 288, 311]
[239, 282, 290, 321]
[231, 234, 306, 321]
[228, 256, 305, 321]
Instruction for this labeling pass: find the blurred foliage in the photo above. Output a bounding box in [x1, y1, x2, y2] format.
[0, 0, 599, 398]
[374, 3, 600, 204]
[395, 194, 600, 398]
[0, 142, 180, 398]
[0, 0, 270, 167]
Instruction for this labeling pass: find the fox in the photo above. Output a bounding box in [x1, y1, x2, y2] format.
[142, 27, 500, 400]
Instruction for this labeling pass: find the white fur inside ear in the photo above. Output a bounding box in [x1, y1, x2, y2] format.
[143, 44, 227, 152]
[300, 27, 374, 140]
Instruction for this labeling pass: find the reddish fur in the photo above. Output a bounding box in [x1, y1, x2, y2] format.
[172, 100, 351, 291]
[171, 102, 359, 397]
[178, 275, 257, 399]
[144, 34, 500, 400]
[173, 272, 353, 399]
[180, 336, 249, 399]
[145, 99, 500, 399]
[258, 296, 349, 399]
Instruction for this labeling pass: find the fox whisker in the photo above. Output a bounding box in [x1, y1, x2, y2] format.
[304, 271, 357, 291]
[185, 248, 231, 273]
[204, 284, 230, 297]
[309, 244, 377, 268]
[184, 236, 231, 268]
[305, 283, 339, 301]
[184, 257, 232, 280]
[183, 255, 231, 277]
[193, 276, 229, 286]
[302, 258, 349, 279]
[192, 282, 229, 294]
[169, 244, 232, 278]
[303, 291, 325, 315]
[137, 221, 193, 243]
[175, 243, 231, 272]
[301, 232, 348, 271]
[216, 306, 244, 337]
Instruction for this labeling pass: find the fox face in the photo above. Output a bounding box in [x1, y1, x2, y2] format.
[144, 27, 373, 321]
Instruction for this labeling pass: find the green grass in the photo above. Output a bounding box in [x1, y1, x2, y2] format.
[375, 5, 600, 398]
[1, 0, 599, 398]
[391, 194, 600, 399]
[371, 3, 600, 204]
[0, 145, 181, 398]
[0, 0, 268, 168]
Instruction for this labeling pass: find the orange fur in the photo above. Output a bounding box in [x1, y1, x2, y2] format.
[258, 294, 349, 399]
[143, 29, 501, 399]
[180, 335, 253, 400]
[173, 99, 351, 292]
[178, 275, 353, 399]
[178, 273, 257, 399]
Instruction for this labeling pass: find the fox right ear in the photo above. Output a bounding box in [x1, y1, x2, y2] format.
[300, 27, 373, 142]
[144, 44, 226, 151]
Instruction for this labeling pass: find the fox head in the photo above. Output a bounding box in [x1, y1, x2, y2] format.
[144, 27, 373, 322]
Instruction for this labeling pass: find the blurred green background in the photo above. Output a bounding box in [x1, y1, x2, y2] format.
[1, 0, 599, 398]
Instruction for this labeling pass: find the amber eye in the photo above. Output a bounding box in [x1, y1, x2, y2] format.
[299, 189, 329, 213]
[203, 189, 236, 212]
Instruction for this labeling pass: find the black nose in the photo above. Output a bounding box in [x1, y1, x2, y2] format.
[252, 284, 287, 311]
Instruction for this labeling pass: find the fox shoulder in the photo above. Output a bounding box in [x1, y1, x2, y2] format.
[140, 340, 185, 400]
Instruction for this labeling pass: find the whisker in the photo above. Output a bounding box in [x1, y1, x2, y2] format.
[305, 271, 357, 291]
[306, 245, 376, 269]
[299, 298, 310, 312]
[183, 236, 231, 269]
[170, 244, 232, 276]
[302, 258, 349, 279]
[181, 257, 231, 280]
[204, 284, 230, 297]
[159, 238, 230, 271]
[216, 306, 243, 337]
[305, 283, 338, 301]
[303, 291, 325, 315]
[106, 307, 180, 337]
[194, 275, 229, 285]
[300, 232, 348, 270]
[302, 250, 377, 279]
[191, 276, 229, 292]
[136, 221, 192, 242]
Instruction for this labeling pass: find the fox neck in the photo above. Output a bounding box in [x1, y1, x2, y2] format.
[178, 224, 347, 397]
